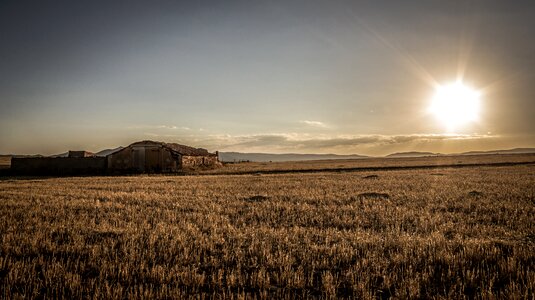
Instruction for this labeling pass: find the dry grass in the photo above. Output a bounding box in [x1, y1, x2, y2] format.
[0, 156, 10, 169]
[0, 163, 534, 298]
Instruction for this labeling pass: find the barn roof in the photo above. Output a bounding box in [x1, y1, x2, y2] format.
[164, 143, 210, 156]
[111, 140, 212, 156]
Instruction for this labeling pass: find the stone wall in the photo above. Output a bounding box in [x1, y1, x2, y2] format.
[181, 155, 221, 169]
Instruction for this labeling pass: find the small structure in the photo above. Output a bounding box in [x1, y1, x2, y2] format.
[107, 141, 220, 173]
[68, 151, 95, 158]
[11, 156, 107, 175]
[10, 140, 220, 175]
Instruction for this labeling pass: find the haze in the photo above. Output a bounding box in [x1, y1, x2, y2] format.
[1, 0, 535, 156]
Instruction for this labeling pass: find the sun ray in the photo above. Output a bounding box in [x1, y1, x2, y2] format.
[456, 4, 480, 83]
[346, 11, 440, 88]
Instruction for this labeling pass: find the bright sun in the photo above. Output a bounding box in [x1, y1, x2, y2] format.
[429, 81, 481, 131]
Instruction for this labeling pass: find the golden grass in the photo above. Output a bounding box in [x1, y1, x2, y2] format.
[0, 164, 534, 298]
[0, 156, 10, 169]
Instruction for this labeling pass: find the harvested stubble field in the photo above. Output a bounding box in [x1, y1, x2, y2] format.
[0, 161, 534, 298]
[0, 156, 10, 169]
[205, 153, 535, 175]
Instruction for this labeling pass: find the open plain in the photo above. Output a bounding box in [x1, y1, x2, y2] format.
[0, 156, 534, 298]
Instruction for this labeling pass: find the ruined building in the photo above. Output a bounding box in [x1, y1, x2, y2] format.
[10, 140, 220, 175]
[106, 140, 220, 173]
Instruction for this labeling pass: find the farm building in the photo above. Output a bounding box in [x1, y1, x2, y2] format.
[10, 156, 107, 175]
[68, 151, 95, 158]
[107, 140, 220, 173]
[10, 140, 220, 175]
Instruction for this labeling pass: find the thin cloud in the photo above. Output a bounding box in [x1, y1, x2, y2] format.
[136, 132, 499, 154]
[128, 125, 191, 130]
[156, 125, 192, 130]
[300, 120, 328, 128]
[156, 125, 178, 129]
[191, 133, 498, 152]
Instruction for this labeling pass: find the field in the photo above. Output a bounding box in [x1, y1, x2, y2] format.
[207, 153, 535, 175]
[0, 157, 534, 298]
[0, 156, 10, 169]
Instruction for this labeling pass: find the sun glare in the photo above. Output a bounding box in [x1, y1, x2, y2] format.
[429, 81, 481, 131]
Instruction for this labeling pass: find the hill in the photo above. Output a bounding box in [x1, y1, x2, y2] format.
[460, 148, 535, 155]
[95, 147, 124, 157]
[384, 148, 535, 158]
[7, 147, 535, 162]
[385, 151, 441, 158]
[219, 152, 367, 162]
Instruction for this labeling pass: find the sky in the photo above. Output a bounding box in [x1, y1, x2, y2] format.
[1, 0, 535, 156]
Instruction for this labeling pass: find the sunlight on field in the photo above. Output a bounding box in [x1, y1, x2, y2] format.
[0, 164, 534, 298]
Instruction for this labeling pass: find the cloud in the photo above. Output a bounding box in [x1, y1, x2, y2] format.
[157, 125, 178, 130]
[222, 133, 495, 147]
[300, 120, 328, 128]
[155, 125, 192, 130]
[137, 131, 500, 155]
[196, 133, 498, 152]
[127, 124, 191, 130]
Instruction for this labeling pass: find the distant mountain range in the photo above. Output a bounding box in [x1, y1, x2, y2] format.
[380, 148, 535, 159]
[219, 152, 368, 162]
[458, 148, 535, 155]
[3, 147, 535, 162]
[219, 148, 535, 162]
[47, 150, 369, 161]
[386, 151, 440, 158]
[50, 147, 124, 158]
[95, 147, 124, 157]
